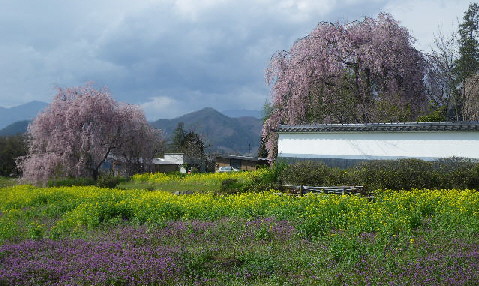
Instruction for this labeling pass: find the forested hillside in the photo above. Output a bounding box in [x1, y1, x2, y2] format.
[151, 107, 262, 155]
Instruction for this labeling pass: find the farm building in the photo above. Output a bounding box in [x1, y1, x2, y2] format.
[277, 122, 479, 167]
[215, 155, 268, 171]
[153, 153, 212, 173]
[152, 153, 186, 173]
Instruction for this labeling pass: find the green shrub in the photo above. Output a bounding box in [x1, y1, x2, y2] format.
[242, 163, 285, 192]
[47, 177, 95, 187]
[0, 177, 16, 188]
[433, 157, 479, 189]
[279, 161, 351, 186]
[275, 158, 479, 191]
[280, 161, 327, 186]
[353, 159, 440, 191]
[47, 175, 129, 189]
[219, 179, 242, 194]
[96, 175, 129, 189]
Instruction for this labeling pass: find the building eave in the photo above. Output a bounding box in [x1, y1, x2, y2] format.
[277, 122, 479, 133]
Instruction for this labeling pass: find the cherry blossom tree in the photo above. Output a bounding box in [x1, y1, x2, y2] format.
[263, 13, 428, 158]
[18, 84, 163, 184]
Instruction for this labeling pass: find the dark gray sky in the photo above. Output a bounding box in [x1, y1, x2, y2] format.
[0, 0, 470, 120]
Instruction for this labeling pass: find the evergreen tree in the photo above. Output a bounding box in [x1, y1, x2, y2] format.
[456, 2, 479, 83]
[171, 122, 187, 152]
[170, 122, 207, 171]
[454, 3, 479, 120]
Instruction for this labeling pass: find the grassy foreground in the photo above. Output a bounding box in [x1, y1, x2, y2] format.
[0, 177, 16, 188]
[1, 174, 479, 284]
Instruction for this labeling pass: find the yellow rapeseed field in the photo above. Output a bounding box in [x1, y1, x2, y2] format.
[1, 173, 479, 242]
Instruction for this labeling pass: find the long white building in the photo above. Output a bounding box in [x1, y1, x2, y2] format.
[277, 122, 479, 165]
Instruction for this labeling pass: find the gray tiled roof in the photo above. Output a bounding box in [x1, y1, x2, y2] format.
[215, 155, 265, 161]
[277, 122, 479, 133]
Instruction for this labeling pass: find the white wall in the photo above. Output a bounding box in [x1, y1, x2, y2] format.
[278, 131, 479, 160]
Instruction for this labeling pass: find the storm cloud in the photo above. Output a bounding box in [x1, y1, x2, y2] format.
[0, 0, 470, 119]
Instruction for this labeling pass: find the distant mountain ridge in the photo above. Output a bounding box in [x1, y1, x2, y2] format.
[151, 107, 262, 155]
[1, 107, 263, 155]
[221, 109, 261, 119]
[0, 101, 48, 129]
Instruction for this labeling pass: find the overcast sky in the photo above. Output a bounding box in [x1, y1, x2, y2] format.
[0, 0, 472, 120]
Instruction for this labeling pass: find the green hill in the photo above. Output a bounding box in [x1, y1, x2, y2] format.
[0, 120, 30, 136]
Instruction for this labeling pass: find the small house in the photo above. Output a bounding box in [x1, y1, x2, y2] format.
[152, 153, 186, 173]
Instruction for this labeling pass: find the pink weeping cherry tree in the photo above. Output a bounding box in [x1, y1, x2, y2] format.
[262, 13, 429, 159]
[18, 84, 163, 185]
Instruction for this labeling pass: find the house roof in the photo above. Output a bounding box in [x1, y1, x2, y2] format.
[277, 122, 479, 133]
[215, 155, 269, 161]
[152, 153, 184, 165]
[152, 158, 180, 165]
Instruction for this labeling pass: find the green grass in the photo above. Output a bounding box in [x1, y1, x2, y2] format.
[118, 179, 220, 192]
[117, 169, 277, 193]
[0, 176, 16, 188]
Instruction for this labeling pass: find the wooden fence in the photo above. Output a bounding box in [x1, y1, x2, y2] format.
[281, 185, 366, 196]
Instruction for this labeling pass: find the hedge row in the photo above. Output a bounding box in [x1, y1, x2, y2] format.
[279, 158, 479, 191]
[44, 158, 479, 192]
[47, 175, 129, 189]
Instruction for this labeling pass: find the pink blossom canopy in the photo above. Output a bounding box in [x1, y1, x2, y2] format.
[18, 84, 163, 184]
[263, 13, 428, 159]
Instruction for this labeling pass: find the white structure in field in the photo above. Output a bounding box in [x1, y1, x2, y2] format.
[152, 153, 187, 173]
[277, 122, 479, 162]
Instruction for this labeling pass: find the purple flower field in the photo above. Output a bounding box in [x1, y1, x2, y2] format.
[2, 218, 479, 285]
[0, 219, 298, 285]
[348, 239, 479, 285]
[0, 239, 179, 285]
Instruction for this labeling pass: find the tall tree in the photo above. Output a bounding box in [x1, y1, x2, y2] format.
[456, 2, 479, 82]
[18, 84, 163, 184]
[171, 122, 187, 152]
[262, 13, 428, 158]
[170, 122, 207, 171]
[456, 2, 479, 121]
